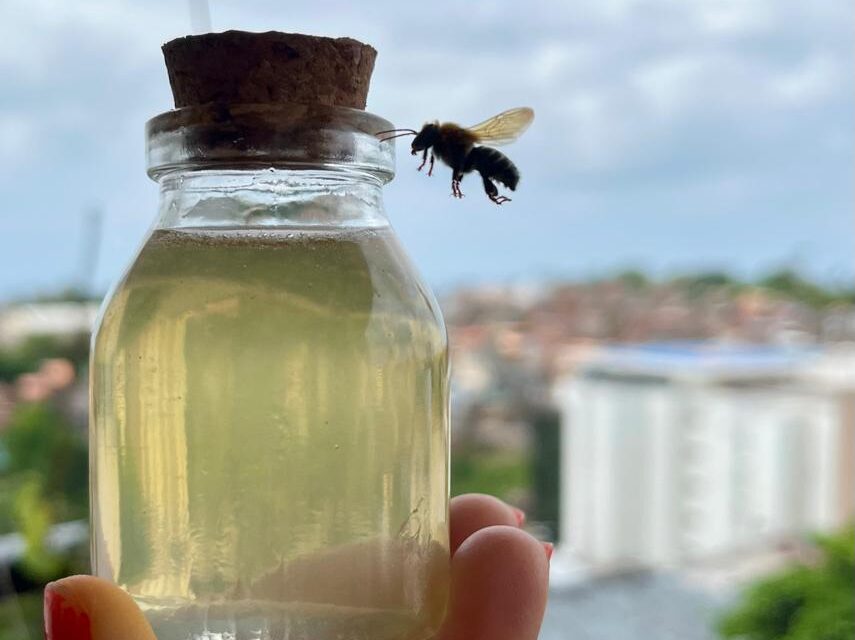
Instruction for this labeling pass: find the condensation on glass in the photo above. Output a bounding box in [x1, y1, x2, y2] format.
[90, 103, 450, 640]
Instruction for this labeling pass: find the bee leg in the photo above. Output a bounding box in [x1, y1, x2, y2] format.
[451, 173, 465, 198]
[428, 153, 435, 177]
[457, 171, 465, 197]
[482, 175, 510, 205]
[417, 149, 429, 172]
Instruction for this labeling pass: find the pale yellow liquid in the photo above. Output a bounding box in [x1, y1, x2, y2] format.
[90, 227, 450, 640]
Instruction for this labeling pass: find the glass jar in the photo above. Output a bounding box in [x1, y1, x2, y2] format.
[90, 103, 450, 640]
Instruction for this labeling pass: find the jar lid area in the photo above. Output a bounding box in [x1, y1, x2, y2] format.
[146, 102, 396, 181]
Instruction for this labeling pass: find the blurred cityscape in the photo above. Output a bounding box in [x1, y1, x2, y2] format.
[0, 270, 853, 638]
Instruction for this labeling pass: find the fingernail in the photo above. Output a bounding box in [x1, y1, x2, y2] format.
[543, 542, 554, 562]
[512, 507, 526, 527]
[45, 584, 91, 640]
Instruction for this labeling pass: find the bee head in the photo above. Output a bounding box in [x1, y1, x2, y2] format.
[411, 123, 440, 154]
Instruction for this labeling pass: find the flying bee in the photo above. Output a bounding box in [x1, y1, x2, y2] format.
[376, 107, 534, 205]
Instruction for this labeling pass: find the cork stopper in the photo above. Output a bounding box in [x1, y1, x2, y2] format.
[162, 30, 377, 110]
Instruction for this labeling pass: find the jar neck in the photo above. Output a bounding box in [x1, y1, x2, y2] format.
[156, 168, 389, 230]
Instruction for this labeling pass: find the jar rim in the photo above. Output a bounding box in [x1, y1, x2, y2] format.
[145, 102, 397, 182]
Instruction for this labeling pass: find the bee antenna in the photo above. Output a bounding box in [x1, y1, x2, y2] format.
[375, 128, 418, 136]
[377, 131, 418, 143]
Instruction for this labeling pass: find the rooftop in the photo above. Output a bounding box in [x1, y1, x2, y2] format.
[579, 342, 821, 381]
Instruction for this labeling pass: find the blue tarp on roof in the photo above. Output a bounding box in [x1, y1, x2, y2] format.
[585, 342, 820, 379]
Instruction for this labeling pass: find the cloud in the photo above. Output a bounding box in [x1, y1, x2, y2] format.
[532, 41, 598, 88]
[0, 0, 159, 78]
[0, 0, 851, 298]
[631, 54, 716, 116]
[771, 52, 840, 107]
[0, 114, 37, 164]
[694, 0, 774, 35]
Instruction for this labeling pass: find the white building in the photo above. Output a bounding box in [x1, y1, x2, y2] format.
[553, 343, 855, 568]
[0, 302, 99, 347]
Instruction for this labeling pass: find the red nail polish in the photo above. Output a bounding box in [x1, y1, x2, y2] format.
[543, 542, 554, 562]
[45, 587, 91, 640]
[512, 507, 526, 527]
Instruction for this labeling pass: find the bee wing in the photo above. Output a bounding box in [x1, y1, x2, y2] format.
[466, 107, 534, 146]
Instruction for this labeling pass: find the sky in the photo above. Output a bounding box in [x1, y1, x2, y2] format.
[0, 0, 852, 301]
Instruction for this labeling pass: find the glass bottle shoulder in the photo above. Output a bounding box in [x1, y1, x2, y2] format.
[93, 225, 447, 363]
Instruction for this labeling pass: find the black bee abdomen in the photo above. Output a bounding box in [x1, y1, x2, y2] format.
[465, 146, 520, 190]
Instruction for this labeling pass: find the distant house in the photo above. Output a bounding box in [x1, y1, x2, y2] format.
[553, 343, 855, 568]
[0, 302, 99, 347]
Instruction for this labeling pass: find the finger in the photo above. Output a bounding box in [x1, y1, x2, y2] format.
[449, 493, 525, 554]
[437, 525, 550, 640]
[45, 575, 156, 640]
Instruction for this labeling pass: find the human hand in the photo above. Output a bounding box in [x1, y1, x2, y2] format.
[44, 494, 551, 640]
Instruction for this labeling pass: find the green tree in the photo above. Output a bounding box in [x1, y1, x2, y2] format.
[760, 270, 855, 308]
[531, 408, 561, 541]
[0, 332, 89, 382]
[13, 476, 62, 580]
[3, 403, 88, 503]
[616, 269, 649, 289]
[671, 271, 741, 300]
[718, 527, 855, 640]
[0, 403, 88, 578]
[451, 450, 530, 502]
[32, 287, 99, 304]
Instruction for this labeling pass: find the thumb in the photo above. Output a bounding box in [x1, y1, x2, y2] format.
[44, 575, 155, 640]
[436, 525, 550, 640]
